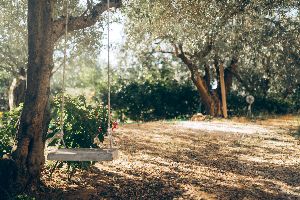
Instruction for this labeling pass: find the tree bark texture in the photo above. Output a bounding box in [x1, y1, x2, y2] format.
[219, 62, 228, 118]
[13, 0, 54, 190]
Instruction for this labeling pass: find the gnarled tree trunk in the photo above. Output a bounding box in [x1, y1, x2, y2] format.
[176, 45, 221, 117]
[12, 0, 54, 190]
[175, 44, 237, 117]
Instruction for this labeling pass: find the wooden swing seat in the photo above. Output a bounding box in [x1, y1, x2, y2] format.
[47, 148, 118, 161]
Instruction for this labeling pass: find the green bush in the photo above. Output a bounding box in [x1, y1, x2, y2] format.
[105, 80, 200, 121]
[48, 95, 113, 171]
[227, 92, 296, 116]
[227, 92, 247, 116]
[0, 105, 22, 158]
[0, 96, 113, 175]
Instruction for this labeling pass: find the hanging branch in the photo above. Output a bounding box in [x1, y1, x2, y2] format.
[53, 0, 122, 42]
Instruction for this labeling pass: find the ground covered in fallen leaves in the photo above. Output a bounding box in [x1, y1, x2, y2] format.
[40, 115, 300, 200]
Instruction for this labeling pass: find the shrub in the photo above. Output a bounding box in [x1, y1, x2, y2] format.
[106, 80, 200, 121]
[227, 92, 247, 116]
[0, 105, 22, 158]
[48, 95, 114, 173]
[48, 95, 109, 148]
[253, 97, 292, 114]
[0, 96, 113, 176]
[227, 92, 295, 116]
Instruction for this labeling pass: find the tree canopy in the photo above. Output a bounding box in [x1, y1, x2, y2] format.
[123, 0, 300, 115]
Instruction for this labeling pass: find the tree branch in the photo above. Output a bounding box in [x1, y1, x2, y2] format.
[175, 44, 214, 110]
[177, 44, 195, 73]
[53, 0, 122, 42]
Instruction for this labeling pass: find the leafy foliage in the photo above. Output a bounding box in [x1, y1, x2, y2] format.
[0, 95, 114, 175]
[227, 92, 295, 116]
[123, 0, 300, 115]
[0, 0, 28, 109]
[0, 104, 22, 158]
[107, 80, 200, 121]
[48, 95, 113, 171]
[0, 0, 107, 109]
[0, 71, 10, 111]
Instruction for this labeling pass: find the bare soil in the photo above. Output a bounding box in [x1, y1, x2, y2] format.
[39, 115, 300, 200]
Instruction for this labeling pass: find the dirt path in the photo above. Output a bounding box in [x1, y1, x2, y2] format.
[42, 117, 300, 200]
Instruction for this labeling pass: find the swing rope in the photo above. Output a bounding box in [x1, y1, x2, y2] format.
[58, 0, 69, 148]
[107, 0, 113, 148]
[57, 0, 114, 149]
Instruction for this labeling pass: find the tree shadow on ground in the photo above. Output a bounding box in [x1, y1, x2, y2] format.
[38, 167, 184, 200]
[39, 123, 300, 200]
[118, 127, 300, 199]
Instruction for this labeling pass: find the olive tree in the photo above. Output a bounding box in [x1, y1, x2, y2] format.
[124, 0, 299, 116]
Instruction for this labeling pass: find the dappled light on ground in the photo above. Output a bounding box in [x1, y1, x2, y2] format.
[41, 117, 300, 199]
[176, 121, 271, 134]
